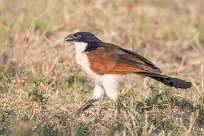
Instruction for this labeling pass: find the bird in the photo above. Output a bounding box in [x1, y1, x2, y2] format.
[64, 32, 192, 113]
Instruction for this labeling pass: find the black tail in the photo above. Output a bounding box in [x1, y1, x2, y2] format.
[138, 72, 192, 89]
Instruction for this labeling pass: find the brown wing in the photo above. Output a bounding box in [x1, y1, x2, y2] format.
[87, 43, 161, 74]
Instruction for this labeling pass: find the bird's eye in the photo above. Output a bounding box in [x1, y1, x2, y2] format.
[76, 34, 81, 40]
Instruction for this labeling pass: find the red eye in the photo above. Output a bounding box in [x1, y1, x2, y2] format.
[76, 34, 81, 39]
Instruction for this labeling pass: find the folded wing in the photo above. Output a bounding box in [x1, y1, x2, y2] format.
[87, 43, 161, 74]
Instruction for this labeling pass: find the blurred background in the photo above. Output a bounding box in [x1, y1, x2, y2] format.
[0, 0, 203, 135]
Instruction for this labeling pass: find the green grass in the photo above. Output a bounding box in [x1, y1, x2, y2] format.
[0, 0, 204, 135]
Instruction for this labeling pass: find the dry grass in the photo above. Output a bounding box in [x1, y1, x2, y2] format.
[0, 0, 204, 135]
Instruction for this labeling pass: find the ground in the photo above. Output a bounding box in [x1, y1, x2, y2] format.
[0, 0, 204, 135]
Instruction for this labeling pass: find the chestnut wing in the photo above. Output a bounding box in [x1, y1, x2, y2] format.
[87, 43, 161, 74]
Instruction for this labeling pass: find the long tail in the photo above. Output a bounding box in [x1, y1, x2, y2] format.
[138, 72, 192, 89]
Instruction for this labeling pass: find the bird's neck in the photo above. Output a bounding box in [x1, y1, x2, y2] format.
[74, 42, 100, 53]
[83, 42, 99, 52]
[74, 42, 88, 53]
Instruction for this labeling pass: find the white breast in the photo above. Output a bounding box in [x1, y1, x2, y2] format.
[74, 42, 101, 83]
[73, 42, 122, 100]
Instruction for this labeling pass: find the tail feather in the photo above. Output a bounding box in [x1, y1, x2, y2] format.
[138, 72, 192, 89]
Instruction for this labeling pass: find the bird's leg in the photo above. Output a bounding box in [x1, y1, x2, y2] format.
[77, 99, 97, 114]
[77, 84, 103, 114]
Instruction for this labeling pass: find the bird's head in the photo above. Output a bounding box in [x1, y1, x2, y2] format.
[64, 32, 101, 44]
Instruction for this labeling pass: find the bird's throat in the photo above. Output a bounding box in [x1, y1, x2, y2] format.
[74, 42, 99, 53]
[73, 42, 88, 53]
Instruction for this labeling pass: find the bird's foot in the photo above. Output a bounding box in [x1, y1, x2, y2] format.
[77, 99, 97, 115]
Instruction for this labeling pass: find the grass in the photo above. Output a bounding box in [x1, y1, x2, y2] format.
[0, 0, 204, 135]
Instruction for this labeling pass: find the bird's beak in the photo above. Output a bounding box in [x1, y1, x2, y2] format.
[64, 34, 76, 42]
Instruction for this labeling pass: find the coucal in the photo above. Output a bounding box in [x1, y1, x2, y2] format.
[64, 32, 192, 113]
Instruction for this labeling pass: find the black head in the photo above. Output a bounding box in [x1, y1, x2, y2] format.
[64, 32, 101, 43]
